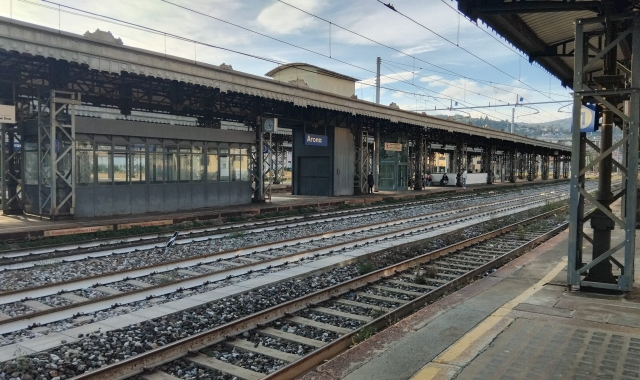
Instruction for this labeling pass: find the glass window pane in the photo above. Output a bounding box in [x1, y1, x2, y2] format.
[240, 148, 248, 155]
[179, 152, 191, 181]
[219, 148, 229, 154]
[113, 145, 129, 184]
[24, 151, 39, 185]
[219, 155, 229, 181]
[230, 148, 241, 155]
[207, 153, 218, 181]
[230, 155, 240, 181]
[97, 151, 112, 184]
[77, 151, 94, 184]
[165, 146, 178, 182]
[76, 141, 92, 150]
[240, 155, 250, 181]
[131, 145, 146, 183]
[149, 145, 163, 182]
[192, 147, 204, 181]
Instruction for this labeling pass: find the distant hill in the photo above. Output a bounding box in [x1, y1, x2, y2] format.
[433, 115, 572, 138]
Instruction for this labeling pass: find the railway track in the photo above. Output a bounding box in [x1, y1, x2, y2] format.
[1, 183, 566, 265]
[0, 190, 566, 336]
[77, 207, 568, 380]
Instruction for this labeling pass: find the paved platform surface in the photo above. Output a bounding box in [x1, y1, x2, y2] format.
[300, 200, 639, 380]
[0, 178, 565, 241]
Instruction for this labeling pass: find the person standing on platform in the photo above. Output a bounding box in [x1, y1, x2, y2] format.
[462, 170, 467, 189]
[367, 172, 374, 194]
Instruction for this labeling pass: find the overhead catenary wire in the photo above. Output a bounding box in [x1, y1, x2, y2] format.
[376, 0, 567, 105]
[383, 59, 571, 99]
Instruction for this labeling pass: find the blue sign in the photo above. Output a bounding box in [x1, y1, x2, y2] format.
[13, 142, 20, 151]
[580, 104, 598, 132]
[304, 134, 328, 147]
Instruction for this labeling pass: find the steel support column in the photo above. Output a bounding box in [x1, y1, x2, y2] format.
[553, 154, 560, 179]
[253, 117, 265, 203]
[541, 154, 550, 180]
[37, 90, 79, 219]
[568, 15, 640, 292]
[413, 137, 424, 190]
[506, 149, 517, 183]
[373, 129, 380, 192]
[354, 130, 369, 195]
[1, 122, 24, 215]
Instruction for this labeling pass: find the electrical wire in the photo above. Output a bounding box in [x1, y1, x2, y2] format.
[383, 59, 571, 98]
[376, 0, 567, 105]
[29, 0, 557, 123]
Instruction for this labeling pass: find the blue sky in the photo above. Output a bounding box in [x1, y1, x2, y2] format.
[1, 0, 573, 123]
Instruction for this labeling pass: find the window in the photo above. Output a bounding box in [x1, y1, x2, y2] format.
[149, 145, 164, 182]
[24, 143, 39, 185]
[97, 144, 112, 184]
[219, 154, 229, 182]
[179, 146, 191, 182]
[230, 155, 240, 181]
[192, 146, 204, 181]
[76, 141, 94, 185]
[240, 155, 250, 181]
[131, 144, 146, 183]
[165, 146, 178, 182]
[113, 145, 129, 184]
[207, 147, 218, 181]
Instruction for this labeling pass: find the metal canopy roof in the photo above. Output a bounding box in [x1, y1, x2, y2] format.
[457, 0, 638, 88]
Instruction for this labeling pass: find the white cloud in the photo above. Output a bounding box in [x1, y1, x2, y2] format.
[256, 0, 323, 35]
[393, 42, 443, 56]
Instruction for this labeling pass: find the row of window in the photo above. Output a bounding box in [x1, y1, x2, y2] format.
[75, 142, 250, 185]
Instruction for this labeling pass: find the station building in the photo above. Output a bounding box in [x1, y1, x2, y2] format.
[0, 18, 570, 219]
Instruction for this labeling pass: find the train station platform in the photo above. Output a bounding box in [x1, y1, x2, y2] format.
[0, 178, 566, 242]
[300, 199, 639, 380]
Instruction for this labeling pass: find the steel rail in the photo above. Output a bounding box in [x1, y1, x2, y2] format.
[0, 182, 566, 262]
[0, 187, 490, 260]
[72, 206, 567, 380]
[0, 195, 559, 334]
[0, 191, 557, 301]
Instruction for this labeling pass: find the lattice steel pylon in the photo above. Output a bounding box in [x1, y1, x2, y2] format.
[506, 149, 517, 183]
[1, 122, 24, 215]
[527, 153, 536, 181]
[541, 154, 550, 180]
[354, 130, 369, 194]
[482, 145, 496, 184]
[553, 154, 560, 179]
[413, 137, 425, 190]
[37, 90, 80, 219]
[517, 152, 525, 180]
[454, 142, 467, 186]
[568, 15, 640, 292]
[562, 157, 569, 179]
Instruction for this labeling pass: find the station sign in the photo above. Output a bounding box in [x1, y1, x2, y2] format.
[579, 104, 599, 132]
[304, 133, 328, 147]
[0, 105, 15, 124]
[384, 142, 403, 152]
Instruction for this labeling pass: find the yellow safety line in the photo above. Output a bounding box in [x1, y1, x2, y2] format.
[411, 258, 567, 380]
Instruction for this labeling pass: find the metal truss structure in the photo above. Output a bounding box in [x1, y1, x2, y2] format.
[37, 90, 80, 219]
[454, 142, 467, 186]
[354, 130, 370, 195]
[517, 153, 526, 180]
[0, 122, 24, 214]
[412, 137, 425, 190]
[481, 145, 497, 184]
[568, 15, 640, 292]
[541, 155, 550, 180]
[553, 154, 561, 179]
[506, 149, 517, 183]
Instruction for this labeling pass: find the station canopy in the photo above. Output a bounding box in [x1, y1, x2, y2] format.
[457, 0, 639, 88]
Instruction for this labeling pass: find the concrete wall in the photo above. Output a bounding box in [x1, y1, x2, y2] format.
[333, 127, 355, 196]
